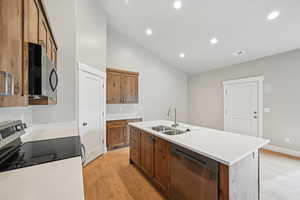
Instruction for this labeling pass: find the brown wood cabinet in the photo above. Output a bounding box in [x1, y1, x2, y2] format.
[0, 0, 27, 107]
[0, 0, 58, 107]
[129, 127, 171, 197]
[107, 68, 139, 104]
[140, 131, 154, 177]
[153, 137, 170, 195]
[129, 127, 141, 166]
[106, 118, 142, 150]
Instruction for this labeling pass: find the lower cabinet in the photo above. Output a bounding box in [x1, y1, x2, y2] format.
[129, 127, 141, 166]
[153, 137, 170, 196]
[107, 118, 142, 150]
[130, 127, 171, 197]
[140, 131, 154, 177]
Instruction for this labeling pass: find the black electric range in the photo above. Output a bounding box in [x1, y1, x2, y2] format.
[0, 121, 83, 173]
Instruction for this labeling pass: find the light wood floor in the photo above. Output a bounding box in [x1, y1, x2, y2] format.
[260, 150, 300, 200]
[83, 148, 165, 200]
[83, 148, 300, 200]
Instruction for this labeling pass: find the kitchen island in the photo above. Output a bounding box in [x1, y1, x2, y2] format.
[129, 120, 269, 200]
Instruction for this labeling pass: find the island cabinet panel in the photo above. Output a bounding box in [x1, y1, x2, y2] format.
[228, 151, 259, 200]
[129, 127, 141, 166]
[140, 131, 154, 177]
[107, 68, 139, 104]
[219, 164, 229, 200]
[153, 137, 171, 196]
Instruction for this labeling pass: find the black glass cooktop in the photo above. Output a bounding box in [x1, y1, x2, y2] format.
[0, 136, 81, 172]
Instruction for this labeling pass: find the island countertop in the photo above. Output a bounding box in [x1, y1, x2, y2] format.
[129, 120, 270, 166]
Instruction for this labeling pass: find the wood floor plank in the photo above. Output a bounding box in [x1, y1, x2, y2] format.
[83, 148, 165, 200]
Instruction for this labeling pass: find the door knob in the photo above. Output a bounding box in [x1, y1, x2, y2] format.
[82, 122, 88, 126]
[253, 116, 257, 119]
[254, 111, 257, 114]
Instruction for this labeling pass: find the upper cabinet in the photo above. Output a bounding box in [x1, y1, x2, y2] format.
[107, 68, 139, 104]
[0, 0, 27, 107]
[0, 0, 58, 107]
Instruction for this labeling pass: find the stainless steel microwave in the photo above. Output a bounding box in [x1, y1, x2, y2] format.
[28, 43, 58, 99]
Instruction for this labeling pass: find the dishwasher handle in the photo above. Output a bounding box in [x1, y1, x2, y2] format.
[173, 148, 208, 167]
[171, 145, 219, 174]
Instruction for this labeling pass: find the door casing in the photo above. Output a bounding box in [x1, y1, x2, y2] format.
[223, 76, 264, 138]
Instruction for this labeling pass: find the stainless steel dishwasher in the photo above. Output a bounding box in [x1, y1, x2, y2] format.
[170, 145, 219, 200]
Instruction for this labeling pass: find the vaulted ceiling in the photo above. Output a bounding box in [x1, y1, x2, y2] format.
[100, 0, 300, 74]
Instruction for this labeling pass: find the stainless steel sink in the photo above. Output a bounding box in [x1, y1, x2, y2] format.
[152, 125, 172, 132]
[151, 125, 187, 136]
[162, 129, 186, 135]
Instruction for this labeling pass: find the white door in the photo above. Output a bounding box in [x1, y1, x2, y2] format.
[224, 81, 259, 137]
[79, 70, 104, 165]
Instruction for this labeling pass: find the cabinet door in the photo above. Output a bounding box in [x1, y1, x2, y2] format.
[125, 118, 143, 145]
[154, 138, 170, 194]
[24, 0, 39, 44]
[121, 74, 138, 103]
[38, 11, 48, 49]
[47, 31, 53, 60]
[52, 45, 57, 67]
[130, 127, 141, 166]
[141, 131, 154, 177]
[107, 126, 125, 149]
[0, 0, 27, 107]
[107, 72, 121, 104]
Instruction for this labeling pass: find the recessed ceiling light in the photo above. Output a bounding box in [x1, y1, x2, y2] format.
[233, 50, 245, 56]
[267, 10, 280, 20]
[179, 53, 185, 58]
[145, 28, 153, 36]
[210, 38, 219, 45]
[173, 1, 182, 10]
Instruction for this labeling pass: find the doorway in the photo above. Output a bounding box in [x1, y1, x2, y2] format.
[223, 76, 264, 137]
[78, 63, 106, 165]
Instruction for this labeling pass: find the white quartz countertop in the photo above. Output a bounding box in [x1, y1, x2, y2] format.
[0, 157, 84, 200]
[0, 122, 84, 200]
[129, 120, 270, 166]
[106, 113, 143, 121]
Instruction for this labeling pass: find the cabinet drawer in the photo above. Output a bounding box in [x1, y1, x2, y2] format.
[107, 120, 127, 128]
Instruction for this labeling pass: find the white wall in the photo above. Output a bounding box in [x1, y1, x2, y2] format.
[32, 0, 77, 124]
[189, 49, 300, 151]
[107, 28, 189, 122]
[0, 107, 32, 126]
[76, 0, 107, 70]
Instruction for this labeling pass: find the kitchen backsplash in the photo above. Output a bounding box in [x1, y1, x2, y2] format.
[0, 107, 32, 126]
[106, 104, 144, 115]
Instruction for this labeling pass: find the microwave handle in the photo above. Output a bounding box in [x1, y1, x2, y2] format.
[49, 68, 58, 92]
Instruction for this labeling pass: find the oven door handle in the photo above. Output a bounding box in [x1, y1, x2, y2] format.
[81, 144, 86, 165]
[49, 68, 58, 92]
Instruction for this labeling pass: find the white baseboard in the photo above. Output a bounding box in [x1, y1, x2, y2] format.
[263, 144, 300, 158]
